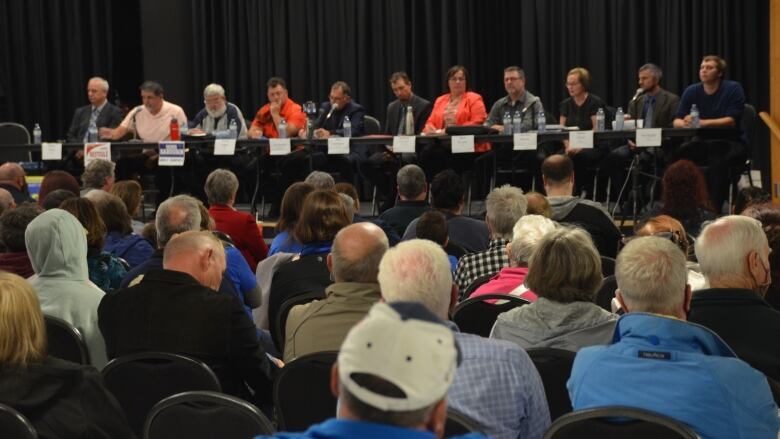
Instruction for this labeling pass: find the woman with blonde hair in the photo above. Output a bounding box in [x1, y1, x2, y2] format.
[0, 272, 134, 438]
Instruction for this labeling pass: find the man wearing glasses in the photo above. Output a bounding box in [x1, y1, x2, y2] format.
[486, 66, 544, 133]
[190, 83, 248, 138]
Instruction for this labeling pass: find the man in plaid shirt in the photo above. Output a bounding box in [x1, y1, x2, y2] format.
[455, 185, 527, 296]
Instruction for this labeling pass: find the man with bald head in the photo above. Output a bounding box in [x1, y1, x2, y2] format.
[0, 162, 32, 204]
[66, 77, 124, 143]
[99, 231, 278, 405]
[0, 188, 16, 215]
[283, 222, 389, 361]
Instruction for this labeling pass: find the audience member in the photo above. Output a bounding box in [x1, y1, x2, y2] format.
[689, 215, 780, 381]
[26, 209, 108, 368]
[542, 154, 621, 257]
[733, 185, 770, 214]
[0, 203, 42, 278]
[470, 215, 557, 302]
[0, 187, 16, 214]
[0, 162, 33, 204]
[37, 170, 80, 207]
[80, 158, 115, 194]
[491, 227, 616, 350]
[378, 164, 433, 237]
[0, 272, 134, 439]
[189, 83, 248, 138]
[99, 231, 279, 405]
[568, 236, 780, 439]
[41, 188, 78, 210]
[60, 197, 127, 292]
[454, 185, 527, 293]
[305, 170, 336, 190]
[91, 191, 154, 268]
[646, 159, 717, 236]
[379, 240, 550, 439]
[525, 191, 552, 217]
[403, 170, 489, 253]
[269, 182, 316, 256]
[206, 169, 268, 269]
[334, 182, 400, 245]
[110, 179, 146, 233]
[284, 222, 388, 361]
[743, 204, 780, 310]
[415, 210, 458, 272]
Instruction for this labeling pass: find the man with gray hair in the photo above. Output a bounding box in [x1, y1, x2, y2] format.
[454, 184, 527, 295]
[378, 239, 550, 439]
[80, 158, 115, 194]
[688, 215, 780, 381]
[66, 76, 124, 143]
[378, 164, 433, 237]
[568, 236, 780, 439]
[189, 83, 247, 139]
[283, 222, 388, 362]
[304, 170, 336, 190]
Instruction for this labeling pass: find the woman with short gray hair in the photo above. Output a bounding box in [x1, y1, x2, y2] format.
[205, 169, 267, 269]
[490, 227, 617, 351]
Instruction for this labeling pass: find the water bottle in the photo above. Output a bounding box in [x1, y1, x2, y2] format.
[278, 117, 287, 139]
[169, 117, 180, 141]
[405, 106, 414, 135]
[343, 116, 352, 138]
[179, 120, 188, 136]
[503, 112, 513, 135]
[596, 108, 605, 131]
[537, 111, 546, 133]
[690, 104, 700, 128]
[32, 123, 42, 144]
[88, 125, 98, 142]
[512, 110, 522, 134]
[615, 107, 624, 131]
[306, 118, 314, 140]
[229, 119, 238, 139]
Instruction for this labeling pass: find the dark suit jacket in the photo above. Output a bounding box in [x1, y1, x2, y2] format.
[66, 102, 124, 142]
[315, 101, 366, 137]
[384, 94, 433, 135]
[98, 269, 276, 399]
[627, 88, 680, 128]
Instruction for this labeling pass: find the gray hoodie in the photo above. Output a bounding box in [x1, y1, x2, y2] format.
[26, 209, 108, 369]
[548, 195, 610, 221]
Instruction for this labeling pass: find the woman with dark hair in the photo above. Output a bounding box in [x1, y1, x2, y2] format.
[37, 170, 80, 206]
[742, 203, 780, 310]
[95, 192, 155, 268]
[60, 197, 127, 292]
[650, 159, 717, 237]
[269, 181, 315, 256]
[110, 179, 146, 233]
[0, 272, 134, 439]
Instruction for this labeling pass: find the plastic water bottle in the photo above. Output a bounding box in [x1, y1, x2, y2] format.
[278, 118, 287, 139]
[596, 108, 605, 131]
[306, 118, 314, 140]
[537, 111, 546, 133]
[405, 106, 414, 135]
[503, 112, 513, 135]
[32, 123, 42, 144]
[615, 107, 625, 131]
[88, 125, 98, 142]
[343, 116, 352, 138]
[229, 119, 238, 139]
[690, 104, 700, 128]
[179, 120, 188, 136]
[512, 110, 522, 134]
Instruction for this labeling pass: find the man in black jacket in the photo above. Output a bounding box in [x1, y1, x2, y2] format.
[66, 77, 124, 143]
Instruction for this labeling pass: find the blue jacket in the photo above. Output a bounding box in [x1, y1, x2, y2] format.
[104, 231, 155, 269]
[255, 418, 486, 439]
[568, 313, 780, 439]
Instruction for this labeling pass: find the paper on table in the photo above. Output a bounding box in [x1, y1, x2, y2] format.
[214, 139, 237, 155]
[569, 131, 594, 149]
[269, 138, 291, 155]
[451, 135, 475, 153]
[158, 141, 185, 166]
[328, 137, 350, 155]
[513, 133, 537, 151]
[393, 136, 416, 153]
[41, 142, 62, 160]
[635, 128, 662, 147]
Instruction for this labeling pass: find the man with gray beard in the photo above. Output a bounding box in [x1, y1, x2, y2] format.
[189, 83, 248, 139]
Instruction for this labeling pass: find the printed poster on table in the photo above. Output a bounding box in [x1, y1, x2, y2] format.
[84, 143, 111, 166]
[158, 141, 185, 166]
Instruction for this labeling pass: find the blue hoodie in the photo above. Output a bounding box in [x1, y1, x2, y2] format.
[104, 231, 155, 269]
[568, 313, 780, 439]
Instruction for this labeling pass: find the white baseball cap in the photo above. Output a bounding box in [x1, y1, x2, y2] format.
[337, 301, 460, 412]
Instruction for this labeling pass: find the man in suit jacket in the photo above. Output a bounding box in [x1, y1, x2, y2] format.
[66, 77, 124, 143]
[361, 72, 432, 212]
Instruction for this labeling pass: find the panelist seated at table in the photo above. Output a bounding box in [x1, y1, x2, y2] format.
[189, 83, 248, 139]
[99, 80, 187, 142]
[249, 77, 307, 140]
[66, 76, 124, 143]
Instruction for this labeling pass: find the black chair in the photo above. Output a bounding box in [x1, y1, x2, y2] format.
[459, 271, 498, 301]
[144, 391, 274, 439]
[596, 275, 618, 312]
[271, 291, 324, 352]
[0, 403, 37, 439]
[600, 255, 616, 277]
[451, 294, 530, 337]
[527, 348, 576, 421]
[727, 103, 758, 205]
[543, 406, 699, 439]
[44, 315, 91, 365]
[273, 351, 338, 431]
[444, 409, 485, 436]
[102, 351, 222, 437]
[364, 115, 381, 135]
[0, 122, 32, 163]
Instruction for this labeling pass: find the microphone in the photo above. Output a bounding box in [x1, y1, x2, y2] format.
[630, 88, 645, 102]
[521, 97, 540, 113]
[325, 103, 339, 121]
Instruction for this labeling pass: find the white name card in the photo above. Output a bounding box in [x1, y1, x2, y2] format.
[214, 139, 237, 155]
[84, 142, 111, 166]
[42, 142, 62, 160]
[328, 137, 350, 155]
[158, 141, 185, 166]
[451, 135, 475, 154]
[269, 138, 291, 156]
[513, 133, 538, 151]
[569, 131, 594, 149]
[393, 136, 416, 153]
[635, 128, 663, 147]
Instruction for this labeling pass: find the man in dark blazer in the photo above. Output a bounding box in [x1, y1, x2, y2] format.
[361, 72, 432, 212]
[99, 231, 279, 406]
[66, 77, 124, 143]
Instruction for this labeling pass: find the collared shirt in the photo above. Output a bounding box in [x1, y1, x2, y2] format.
[454, 239, 509, 294]
[485, 91, 544, 131]
[448, 322, 551, 439]
[119, 100, 188, 142]
[251, 98, 308, 138]
[255, 418, 487, 439]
